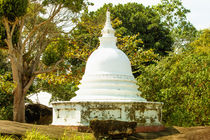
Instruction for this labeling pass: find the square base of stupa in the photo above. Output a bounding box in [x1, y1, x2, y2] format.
[52, 101, 164, 132]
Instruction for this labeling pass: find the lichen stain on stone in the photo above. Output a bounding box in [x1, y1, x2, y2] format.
[158, 108, 162, 122]
[137, 104, 146, 113]
[127, 108, 136, 121]
[81, 109, 90, 123]
[150, 117, 155, 123]
[56, 109, 60, 118]
[52, 102, 162, 126]
[139, 117, 146, 124]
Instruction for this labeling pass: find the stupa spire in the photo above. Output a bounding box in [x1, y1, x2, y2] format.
[101, 10, 115, 37]
[99, 10, 117, 48]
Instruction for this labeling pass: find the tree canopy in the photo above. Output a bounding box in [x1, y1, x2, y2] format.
[153, 0, 198, 50]
[0, 0, 88, 122]
[137, 29, 210, 126]
[72, 3, 173, 55]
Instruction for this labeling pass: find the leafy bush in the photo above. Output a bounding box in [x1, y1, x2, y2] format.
[0, 72, 14, 120]
[0, 134, 21, 140]
[137, 29, 210, 126]
[0, 50, 13, 120]
[24, 129, 50, 140]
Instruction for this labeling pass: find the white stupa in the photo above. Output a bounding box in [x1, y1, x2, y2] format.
[52, 11, 163, 132]
[70, 11, 146, 102]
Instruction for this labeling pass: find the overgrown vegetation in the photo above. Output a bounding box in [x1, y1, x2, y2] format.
[0, 0, 88, 122]
[0, 50, 13, 120]
[137, 29, 210, 126]
[0, 129, 94, 140]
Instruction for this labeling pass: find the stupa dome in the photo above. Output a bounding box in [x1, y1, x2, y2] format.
[70, 11, 146, 102]
[85, 48, 132, 75]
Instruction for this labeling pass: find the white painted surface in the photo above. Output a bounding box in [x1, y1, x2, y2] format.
[70, 11, 146, 102]
[27, 92, 52, 107]
[52, 101, 163, 126]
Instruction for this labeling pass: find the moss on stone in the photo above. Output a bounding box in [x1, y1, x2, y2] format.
[90, 119, 137, 140]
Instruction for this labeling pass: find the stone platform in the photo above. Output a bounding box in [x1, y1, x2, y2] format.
[52, 101, 164, 132]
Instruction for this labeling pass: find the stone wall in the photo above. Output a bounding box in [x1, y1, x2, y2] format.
[52, 101, 162, 128]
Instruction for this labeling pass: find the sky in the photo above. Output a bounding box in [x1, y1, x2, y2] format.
[88, 0, 210, 30]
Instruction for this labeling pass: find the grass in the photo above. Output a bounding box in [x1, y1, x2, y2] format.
[0, 135, 19, 140]
[0, 129, 95, 140]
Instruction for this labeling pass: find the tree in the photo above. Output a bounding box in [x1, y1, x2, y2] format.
[153, 0, 198, 51]
[0, 0, 87, 122]
[77, 3, 173, 55]
[137, 29, 210, 126]
[112, 3, 173, 55]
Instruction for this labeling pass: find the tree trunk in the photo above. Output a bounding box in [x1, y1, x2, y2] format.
[11, 57, 26, 122]
[13, 82, 25, 123]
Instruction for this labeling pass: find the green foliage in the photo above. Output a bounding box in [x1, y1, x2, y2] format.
[117, 33, 159, 77]
[0, 22, 6, 48]
[39, 36, 79, 101]
[0, 0, 28, 21]
[36, 78, 78, 101]
[0, 50, 10, 73]
[42, 37, 68, 66]
[0, 21, 20, 49]
[190, 29, 210, 49]
[67, 2, 172, 81]
[154, 0, 190, 30]
[0, 135, 17, 140]
[154, 0, 198, 50]
[137, 29, 210, 126]
[0, 50, 13, 120]
[0, 129, 94, 140]
[111, 3, 173, 55]
[0, 0, 87, 122]
[0, 72, 14, 120]
[24, 129, 51, 140]
[75, 3, 173, 56]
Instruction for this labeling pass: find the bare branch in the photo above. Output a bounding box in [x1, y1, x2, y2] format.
[22, 4, 62, 53]
[23, 76, 35, 95]
[4, 39, 10, 47]
[18, 17, 25, 50]
[28, 26, 51, 72]
[33, 59, 63, 75]
[2, 17, 17, 58]
[28, 29, 46, 52]
[11, 18, 19, 36]
[30, 41, 48, 72]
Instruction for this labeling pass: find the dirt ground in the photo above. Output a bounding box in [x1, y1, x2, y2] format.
[131, 126, 210, 140]
[0, 120, 209, 140]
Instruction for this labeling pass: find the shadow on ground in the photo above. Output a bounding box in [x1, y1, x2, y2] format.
[127, 127, 180, 140]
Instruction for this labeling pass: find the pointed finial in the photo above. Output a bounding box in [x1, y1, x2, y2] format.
[99, 10, 117, 48]
[106, 9, 111, 24]
[102, 10, 115, 37]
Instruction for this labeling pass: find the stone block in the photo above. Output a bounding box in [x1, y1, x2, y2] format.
[90, 119, 137, 139]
